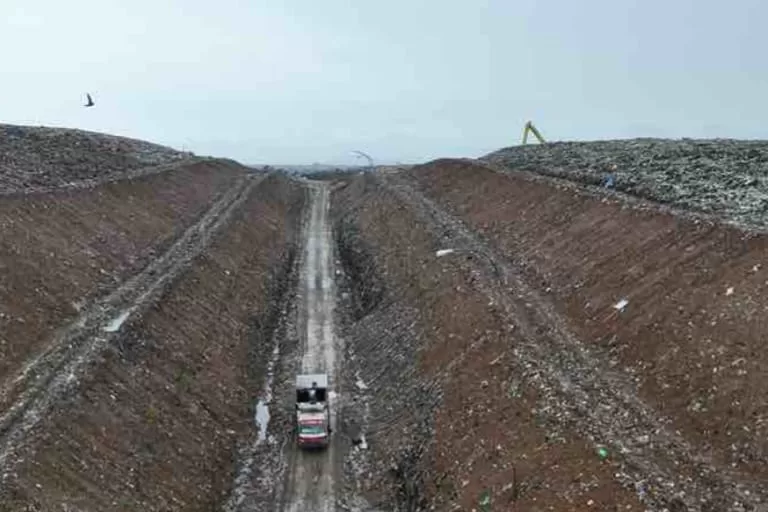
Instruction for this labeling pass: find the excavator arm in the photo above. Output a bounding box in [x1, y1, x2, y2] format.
[521, 121, 546, 144]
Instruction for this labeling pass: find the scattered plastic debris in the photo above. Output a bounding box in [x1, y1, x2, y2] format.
[104, 310, 131, 333]
[436, 248, 455, 257]
[255, 399, 270, 442]
[508, 380, 521, 398]
[613, 298, 629, 312]
[597, 447, 609, 459]
[478, 489, 491, 511]
[726, 287, 734, 296]
[253, 342, 279, 445]
[355, 378, 368, 391]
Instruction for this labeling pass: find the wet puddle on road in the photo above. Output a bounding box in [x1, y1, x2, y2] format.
[255, 400, 270, 442]
[253, 342, 280, 444]
[103, 310, 132, 332]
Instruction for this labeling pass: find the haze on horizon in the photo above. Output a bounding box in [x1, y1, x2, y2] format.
[2, 0, 766, 166]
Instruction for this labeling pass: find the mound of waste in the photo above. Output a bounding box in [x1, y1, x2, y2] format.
[484, 138, 768, 229]
[0, 124, 190, 193]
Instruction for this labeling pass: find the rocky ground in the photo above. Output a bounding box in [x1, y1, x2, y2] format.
[0, 124, 197, 194]
[484, 139, 768, 230]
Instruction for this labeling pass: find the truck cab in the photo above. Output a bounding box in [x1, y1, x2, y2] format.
[295, 373, 330, 449]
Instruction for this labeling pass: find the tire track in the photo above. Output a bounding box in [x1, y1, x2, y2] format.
[0, 174, 264, 475]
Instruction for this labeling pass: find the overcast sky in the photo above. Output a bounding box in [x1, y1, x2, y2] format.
[2, 0, 766, 165]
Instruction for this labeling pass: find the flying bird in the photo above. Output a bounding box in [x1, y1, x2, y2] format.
[84, 93, 95, 107]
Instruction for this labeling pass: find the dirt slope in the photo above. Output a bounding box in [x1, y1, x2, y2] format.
[0, 174, 305, 511]
[331, 175, 643, 511]
[5, 125, 767, 511]
[400, 159, 768, 510]
[0, 160, 245, 393]
[324, 151, 768, 511]
[0, 125, 311, 510]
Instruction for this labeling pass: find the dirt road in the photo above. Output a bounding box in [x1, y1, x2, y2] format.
[282, 181, 340, 512]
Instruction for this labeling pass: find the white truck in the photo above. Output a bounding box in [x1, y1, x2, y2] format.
[295, 373, 331, 449]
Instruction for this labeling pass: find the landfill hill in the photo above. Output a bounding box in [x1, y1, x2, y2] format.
[330, 140, 768, 511]
[2, 128, 767, 511]
[0, 123, 195, 194]
[484, 138, 768, 230]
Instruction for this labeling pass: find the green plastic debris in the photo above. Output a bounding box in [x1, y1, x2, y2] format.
[597, 447, 609, 460]
[507, 380, 521, 398]
[478, 489, 491, 511]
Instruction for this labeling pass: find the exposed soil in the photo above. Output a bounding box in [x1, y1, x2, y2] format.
[331, 176, 436, 511]
[221, 243, 303, 512]
[402, 159, 768, 510]
[331, 174, 644, 511]
[0, 124, 193, 194]
[0, 174, 306, 511]
[0, 160, 246, 391]
[4, 126, 768, 512]
[0, 173, 261, 480]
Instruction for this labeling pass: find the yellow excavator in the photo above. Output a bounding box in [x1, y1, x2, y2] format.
[521, 120, 546, 144]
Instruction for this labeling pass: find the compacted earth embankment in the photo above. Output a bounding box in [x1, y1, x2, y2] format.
[331, 175, 645, 511]
[0, 160, 244, 388]
[331, 156, 768, 511]
[0, 164, 306, 509]
[394, 159, 767, 510]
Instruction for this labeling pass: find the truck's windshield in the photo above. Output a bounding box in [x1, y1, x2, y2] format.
[297, 388, 327, 403]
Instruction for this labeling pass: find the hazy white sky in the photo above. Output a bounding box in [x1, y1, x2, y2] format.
[2, 0, 766, 164]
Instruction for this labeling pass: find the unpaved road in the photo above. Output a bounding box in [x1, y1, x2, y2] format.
[282, 181, 340, 512]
